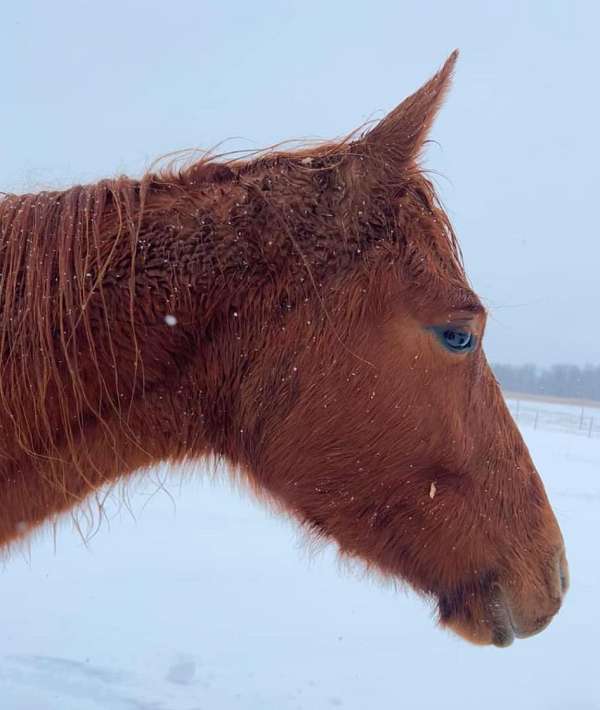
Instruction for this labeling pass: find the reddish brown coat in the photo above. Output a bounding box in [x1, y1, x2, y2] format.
[0, 53, 567, 646]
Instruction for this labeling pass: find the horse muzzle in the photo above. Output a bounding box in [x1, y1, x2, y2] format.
[440, 546, 569, 648]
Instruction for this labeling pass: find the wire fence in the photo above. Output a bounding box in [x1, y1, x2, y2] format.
[505, 397, 600, 439]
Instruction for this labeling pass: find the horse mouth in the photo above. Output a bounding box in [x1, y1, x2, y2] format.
[438, 581, 562, 648]
[486, 588, 516, 647]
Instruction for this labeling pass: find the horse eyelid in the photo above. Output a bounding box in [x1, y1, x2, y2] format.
[444, 305, 485, 321]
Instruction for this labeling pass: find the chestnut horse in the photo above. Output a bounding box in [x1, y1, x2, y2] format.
[0, 52, 567, 647]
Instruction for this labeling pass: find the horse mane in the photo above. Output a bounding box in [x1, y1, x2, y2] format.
[0, 130, 464, 498]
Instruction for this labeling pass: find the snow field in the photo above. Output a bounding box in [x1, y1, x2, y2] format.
[1, 409, 599, 709]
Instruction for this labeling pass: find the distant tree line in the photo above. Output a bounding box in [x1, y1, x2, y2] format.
[493, 363, 600, 402]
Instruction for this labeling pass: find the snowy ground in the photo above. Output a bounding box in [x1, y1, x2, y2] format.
[2, 404, 599, 709]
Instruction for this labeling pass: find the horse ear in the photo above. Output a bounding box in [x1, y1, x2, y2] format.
[360, 50, 458, 163]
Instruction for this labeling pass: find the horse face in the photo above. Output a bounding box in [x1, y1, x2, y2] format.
[372, 278, 567, 647]
[233, 52, 567, 646]
[244, 254, 566, 646]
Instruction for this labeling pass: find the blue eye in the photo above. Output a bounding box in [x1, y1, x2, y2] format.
[429, 326, 476, 353]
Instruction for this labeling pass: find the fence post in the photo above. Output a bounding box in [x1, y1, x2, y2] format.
[515, 399, 520, 421]
[589, 416, 594, 438]
[534, 409, 539, 430]
[580, 406, 585, 430]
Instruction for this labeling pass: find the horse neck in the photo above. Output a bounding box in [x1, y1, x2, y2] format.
[0, 175, 244, 545]
[0, 161, 366, 546]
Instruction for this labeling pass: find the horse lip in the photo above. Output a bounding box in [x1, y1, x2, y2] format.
[487, 586, 516, 648]
[488, 584, 558, 646]
[440, 579, 560, 647]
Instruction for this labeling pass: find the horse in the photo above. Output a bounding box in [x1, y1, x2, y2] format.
[0, 51, 567, 647]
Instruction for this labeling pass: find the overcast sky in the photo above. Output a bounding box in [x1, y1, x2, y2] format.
[1, 1, 597, 366]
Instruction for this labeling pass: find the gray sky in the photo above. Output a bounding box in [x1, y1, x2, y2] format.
[1, 1, 597, 366]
